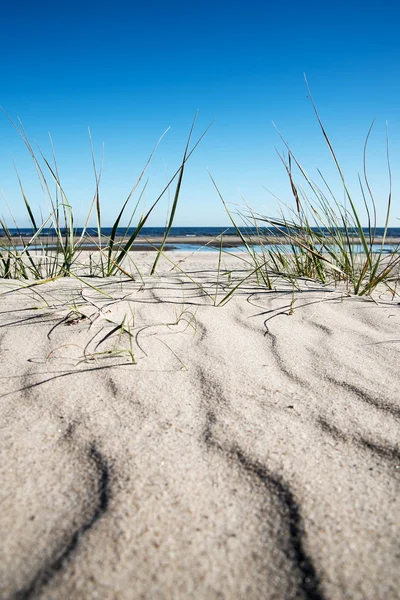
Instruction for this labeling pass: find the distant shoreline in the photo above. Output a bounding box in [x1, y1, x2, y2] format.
[2, 233, 399, 250]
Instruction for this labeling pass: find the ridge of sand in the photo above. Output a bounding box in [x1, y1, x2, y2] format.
[0, 252, 399, 599]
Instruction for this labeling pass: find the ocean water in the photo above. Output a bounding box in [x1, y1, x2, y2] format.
[2, 226, 400, 253]
[5, 226, 400, 239]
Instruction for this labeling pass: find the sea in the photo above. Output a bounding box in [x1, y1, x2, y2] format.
[2, 226, 400, 253]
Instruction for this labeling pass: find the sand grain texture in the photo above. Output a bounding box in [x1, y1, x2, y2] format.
[0, 252, 399, 600]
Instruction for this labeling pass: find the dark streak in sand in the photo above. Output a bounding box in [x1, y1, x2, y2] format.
[202, 398, 325, 600]
[264, 326, 307, 387]
[318, 416, 400, 465]
[327, 377, 400, 419]
[13, 444, 110, 600]
[310, 321, 333, 336]
[107, 377, 119, 398]
[233, 447, 326, 600]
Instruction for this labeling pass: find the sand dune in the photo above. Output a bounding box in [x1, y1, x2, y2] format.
[0, 252, 399, 599]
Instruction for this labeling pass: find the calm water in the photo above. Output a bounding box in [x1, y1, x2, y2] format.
[2, 226, 400, 254]
[4, 226, 400, 239]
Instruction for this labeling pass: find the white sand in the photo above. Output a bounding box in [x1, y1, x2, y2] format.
[0, 252, 399, 599]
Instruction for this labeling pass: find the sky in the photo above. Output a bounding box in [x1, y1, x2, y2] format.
[0, 0, 399, 227]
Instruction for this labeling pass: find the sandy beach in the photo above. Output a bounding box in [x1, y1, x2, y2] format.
[0, 251, 399, 599]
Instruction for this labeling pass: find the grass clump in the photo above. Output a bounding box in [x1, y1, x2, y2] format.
[216, 80, 400, 299]
[0, 111, 210, 282]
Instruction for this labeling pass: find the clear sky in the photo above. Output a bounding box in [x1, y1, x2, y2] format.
[0, 0, 399, 227]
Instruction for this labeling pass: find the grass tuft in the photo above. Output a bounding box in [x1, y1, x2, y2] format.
[0, 111, 209, 282]
[216, 82, 399, 300]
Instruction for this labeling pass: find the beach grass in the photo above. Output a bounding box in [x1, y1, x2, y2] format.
[215, 82, 400, 301]
[1, 101, 399, 304]
[0, 110, 210, 282]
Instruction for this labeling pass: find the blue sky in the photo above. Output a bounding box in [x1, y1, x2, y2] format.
[0, 0, 399, 227]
